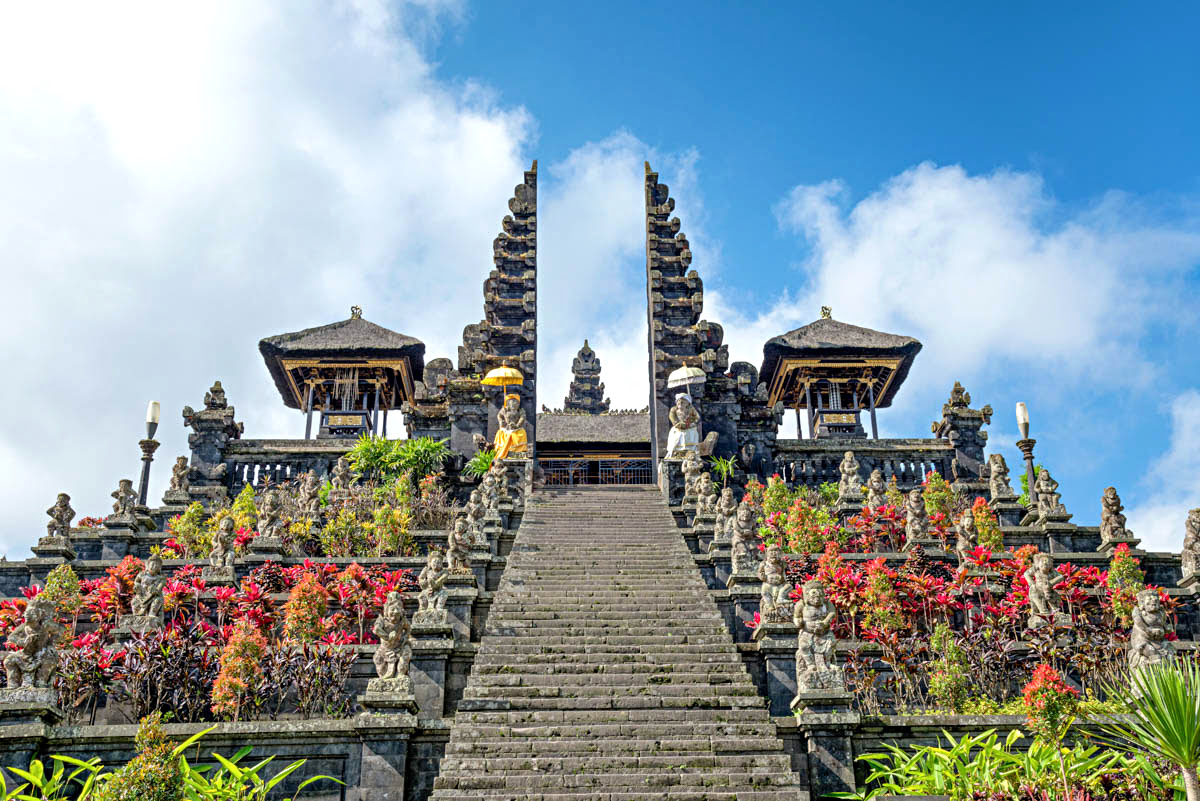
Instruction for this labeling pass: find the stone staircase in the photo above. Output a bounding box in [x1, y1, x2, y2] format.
[431, 486, 807, 801]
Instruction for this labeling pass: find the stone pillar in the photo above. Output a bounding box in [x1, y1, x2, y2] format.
[726, 574, 761, 644]
[182, 381, 244, 509]
[444, 574, 478, 643]
[350, 715, 417, 801]
[752, 624, 798, 717]
[410, 624, 454, 719]
[795, 712, 860, 799]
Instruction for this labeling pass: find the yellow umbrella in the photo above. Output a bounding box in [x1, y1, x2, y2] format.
[482, 365, 524, 388]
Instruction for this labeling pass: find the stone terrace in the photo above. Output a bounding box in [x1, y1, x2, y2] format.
[432, 486, 807, 801]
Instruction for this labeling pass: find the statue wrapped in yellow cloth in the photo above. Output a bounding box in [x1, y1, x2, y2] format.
[493, 394, 528, 459]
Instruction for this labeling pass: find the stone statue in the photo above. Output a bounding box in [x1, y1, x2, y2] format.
[204, 380, 228, 410]
[865, 468, 886, 509]
[666, 394, 701, 458]
[111, 478, 137, 518]
[3, 595, 58, 690]
[415, 550, 448, 625]
[493, 394, 529, 460]
[480, 471, 499, 515]
[987, 454, 1015, 500]
[836, 452, 862, 504]
[794, 579, 844, 692]
[331, 456, 354, 492]
[757, 545, 791, 623]
[699, 484, 719, 516]
[257, 489, 281, 540]
[1182, 509, 1200, 582]
[730, 500, 761, 575]
[954, 508, 978, 565]
[713, 488, 737, 545]
[1025, 553, 1069, 630]
[370, 591, 413, 693]
[130, 553, 167, 621]
[447, 517, 472, 574]
[169, 456, 189, 493]
[466, 488, 487, 548]
[1034, 469, 1067, 522]
[681, 451, 706, 499]
[45, 493, 74, 539]
[1128, 589, 1176, 670]
[904, 489, 930, 545]
[1099, 487, 1129, 546]
[210, 516, 237, 570]
[299, 470, 321, 520]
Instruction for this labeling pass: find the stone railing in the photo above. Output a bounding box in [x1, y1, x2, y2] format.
[223, 438, 352, 493]
[773, 437, 956, 490]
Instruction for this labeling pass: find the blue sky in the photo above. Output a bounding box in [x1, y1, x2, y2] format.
[1, 1, 1198, 554]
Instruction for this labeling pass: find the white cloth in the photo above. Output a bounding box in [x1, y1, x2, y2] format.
[666, 423, 699, 457]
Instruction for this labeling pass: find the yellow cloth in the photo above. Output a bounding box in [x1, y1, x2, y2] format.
[493, 427, 528, 459]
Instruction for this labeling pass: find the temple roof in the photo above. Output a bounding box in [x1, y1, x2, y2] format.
[536, 412, 650, 444]
[258, 313, 426, 410]
[759, 316, 921, 408]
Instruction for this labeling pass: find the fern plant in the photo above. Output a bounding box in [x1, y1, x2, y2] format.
[464, 448, 496, 478]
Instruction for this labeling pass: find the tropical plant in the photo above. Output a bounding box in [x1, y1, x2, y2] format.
[230, 483, 258, 532]
[1023, 662, 1080, 800]
[708, 455, 735, 488]
[1019, 463, 1046, 509]
[211, 619, 269, 721]
[464, 448, 496, 478]
[1097, 660, 1200, 801]
[347, 435, 449, 486]
[91, 713, 183, 801]
[166, 503, 210, 557]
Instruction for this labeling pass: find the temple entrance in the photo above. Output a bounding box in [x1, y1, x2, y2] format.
[538, 456, 654, 485]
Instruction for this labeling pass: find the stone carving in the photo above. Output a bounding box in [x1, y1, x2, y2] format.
[1025, 553, 1069, 630]
[493, 394, 529, 460]
[713, 488, 737, 545]
[698, 484, 719, 516]
[904, 489, 931, 545]
[1182, 509, 1200, 582]
[258, 489, 282, 540]
[954, 508, 978, 565]
[45, 493, 74, 539]
[369, 591, 414, 695]
[730, 500, 761, 575]
[836, 451, 862, 504]
[666, 394, 701, 458]
[1099, 487, 1129, 546]
[205, 380, 228, 409]
[480, 471, 499, 515]
[466, 489, 487, 548]
[794, 579, 844, 692]
[865, 469, 886, 509]
[1128, 589, 1176, 670]
[331, 456, 354, 494]
[209, 517, 236, 570]
[757, 545, 791, 623]
[129, 553, 167, 623]
[448, 517, 473, 574]
[299, 470, 321, 520]
[170, 456, 189, 493]
[110, 478, 137, 519]
[681, 451, 706, 499]
[414, 550, 449, 626]
[987, 454, 1015, 500]
[1034, 469, 1068, 522]
[3, 595, 58, 689]
[564, 340, 610, 414]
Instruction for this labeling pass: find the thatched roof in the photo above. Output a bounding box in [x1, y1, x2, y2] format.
[536, 412, 650, 444]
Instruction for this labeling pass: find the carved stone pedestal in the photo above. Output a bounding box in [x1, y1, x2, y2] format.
[359, 677, 418, 715]
[707, 541, 732, 589]
[1099, 533, 1143, 555]
[162, 488, 191, 508]
[444, 574, 478, 643]
[0, 687, 62, 726]
[790, 687, 854, 714]
[248, 536, 288, 560]
[691, 513, 716, 554]
[114, 614, 162, 641]
[990, 499, 1026, 528]
[793, 709, 861, 799]
[98, 523, 136, 561]
[201, 566, 236, 585]
[752, 623, 798, 716]
[1179, 574, 1199, 592]
[726, 573, 761, 644]
[411, 624, 454, 719]
[32, 536, 75, 561]
[833, 500, 864, 524]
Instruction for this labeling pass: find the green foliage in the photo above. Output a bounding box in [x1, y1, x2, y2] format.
[231, 483, 258, 532]
[927, 623, 970, 712]
[167, 503, 210, 557]
[761, 475, 791, 517]
[708, 456, 736, 488]
[318, 508, 370, 558]
[884, 475, 904, 509]
[42, 564, 82, 618]
[464, 448, 496, 478]
[211, 619, 268, 721]
[973, 497, 1004, 551]
[348, 435, 450, 486]
[1108, 544, 1146, 625]
[92, 713, 183, 801]
[922, 471, 957, 519]
[1, 753, 103, 800]
[816, 481, 839, 507]
[1018, 464, 1045, 509]
[1097, 660, 1200, 801]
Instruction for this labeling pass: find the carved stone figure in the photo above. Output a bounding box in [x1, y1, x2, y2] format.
[794, 580, 844, 692]
[681, 451, 706, 499]
[836, 452, 862, 504]
[130, 553, 167, 621]
[1128, 589, 1176, 670]
[45, 493, 74, 539]
[110, 478, 137, 518]
[1034, 469, 1068, 522]
[257, 489, 282, 540]
[331, 456, 354, 492]
[1025, 553, 1070, 630]
[954, 508, 978, 565]
[713, 488, 737, 545]
[204, 380, 228, 409]
[865, 469, 886, 509]
[210, 516, 237, 569]
[493, 394, 529, 460]
[298, 470, 321, 520]
[987, 454, 1015, 500]
[480, 472, 499, 514]
[730, 500, 761, 575]
[757, 545, 791, 623]
[666, 394, 701, 458]
[1099, 487, 1129, 545]
[904, 489, 931, 545]
[447, 517, 472, 574]
[414, 550, 449, 625]
[369, 591, 413, 693]
[466, 488, 487, 548]
[698, 484, 719, 516]
[1182, 509, 1200, 582]
[169, 456, 189, 493]
[3, 595, 58, 690]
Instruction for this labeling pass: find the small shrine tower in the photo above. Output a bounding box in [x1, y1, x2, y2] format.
[563, 340, 610, 414]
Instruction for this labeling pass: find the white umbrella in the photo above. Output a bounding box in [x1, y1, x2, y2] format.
[667, 366, 706, 398]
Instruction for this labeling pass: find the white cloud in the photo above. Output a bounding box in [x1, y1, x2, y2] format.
[1127, 390, 1200, 552]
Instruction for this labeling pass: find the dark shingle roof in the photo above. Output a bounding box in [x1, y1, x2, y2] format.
[536, 412, 650, 444]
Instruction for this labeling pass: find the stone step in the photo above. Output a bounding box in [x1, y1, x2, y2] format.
[454, 721, 781, 739]
[438, 753, 795, 773]
[472, 661, 746, 675]
[453, 707, 775, 725]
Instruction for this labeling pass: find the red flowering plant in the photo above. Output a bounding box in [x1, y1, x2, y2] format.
[210, 617, 268, 721]
[1023, 663, 1080, 799]
[82, 555, 143, 626]
[58, 630, 127, 725]
[77, 516, 105, 528]
[972, 496, 1003, 550]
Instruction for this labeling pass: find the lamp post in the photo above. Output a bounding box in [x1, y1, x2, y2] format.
[1014, 402, 1037, 507]
[137, 401, 161, 507]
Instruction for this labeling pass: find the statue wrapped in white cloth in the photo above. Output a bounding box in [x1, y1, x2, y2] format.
[666, 394, 701, 458]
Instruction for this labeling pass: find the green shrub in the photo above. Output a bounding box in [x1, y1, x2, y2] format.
[93, 713, 183, 801]
[167, 502, 210, 556]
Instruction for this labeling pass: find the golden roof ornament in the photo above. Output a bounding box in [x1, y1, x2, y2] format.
[820, 306, 832, 320]
[350, 305, 363, 319]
